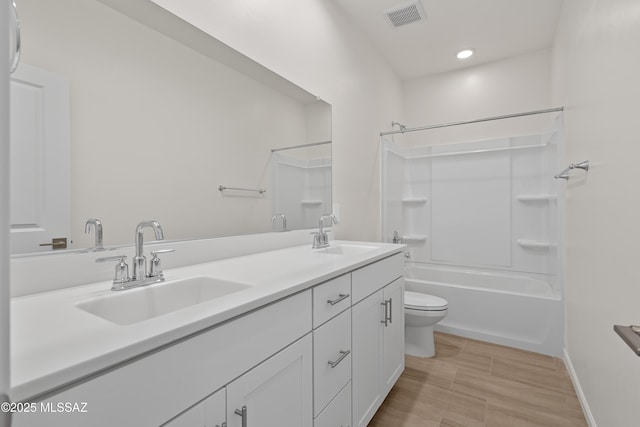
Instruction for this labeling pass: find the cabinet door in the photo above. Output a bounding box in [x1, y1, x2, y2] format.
[163, 387, 226, 427]
[382, 278, 405, 395]
[351, 289, 384, 427]
[227, 334, 312, 427]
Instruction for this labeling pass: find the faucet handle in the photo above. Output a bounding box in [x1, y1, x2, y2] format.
[96, 255, 130, 286]
[149, 249, 175, 278]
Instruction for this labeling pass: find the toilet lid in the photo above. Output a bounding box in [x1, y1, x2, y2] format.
[405, 291, 448, 311]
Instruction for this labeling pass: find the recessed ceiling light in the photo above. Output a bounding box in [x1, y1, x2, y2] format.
[456, 49, 475, 59]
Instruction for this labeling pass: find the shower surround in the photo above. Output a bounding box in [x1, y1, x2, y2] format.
[381, 123, 564, 355]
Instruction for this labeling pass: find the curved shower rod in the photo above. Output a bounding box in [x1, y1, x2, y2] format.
[381, 107, 564, 136]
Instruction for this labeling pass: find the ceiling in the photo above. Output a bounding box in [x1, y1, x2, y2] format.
[331, 0, 564, 80]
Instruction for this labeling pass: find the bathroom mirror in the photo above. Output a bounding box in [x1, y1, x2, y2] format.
[10, 0, 332, 254]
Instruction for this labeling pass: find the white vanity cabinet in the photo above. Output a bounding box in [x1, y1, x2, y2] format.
[163, 387, 226, 427]
[351, 255, 404, 427]
[12, 248, 405, 427]
[226, 334, 312, 427]
[13, 291, 312, 427]
[312, 273, 352, 425]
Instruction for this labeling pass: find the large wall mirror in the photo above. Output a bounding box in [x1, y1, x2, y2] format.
[10, 0, 331, 255]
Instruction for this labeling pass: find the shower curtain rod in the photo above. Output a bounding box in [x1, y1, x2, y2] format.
[271, 140, 331, 152]
[380, 107, 564, 136]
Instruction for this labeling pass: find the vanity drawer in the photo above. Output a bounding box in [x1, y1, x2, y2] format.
[314, 381, 351, 427]
[313, 273, 351, 328]
[351, 253, 403, 304]
[313, 308, 352, 416]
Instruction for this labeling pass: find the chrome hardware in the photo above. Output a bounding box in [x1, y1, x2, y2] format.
[96, 221, 167, 291]
[149, 248, 175, 278]
[234, 406, 247, 427]
[271, 213, 287, 231]
[132, 220, 164, 281]
[9, 0, 21, 74]
[313, 214, 338, 249]
[381, 299, 392, 326]
[381, 300, 388, 326]
[554, 160, 589, 180]
[219, 185, 266, 194]
[327, 293, 349, 306]
[96, 255, 130, 289]
[39, 237, 67, 249]
[392, 230, 402, 244]
[387, 298, 393, 324]
[328, 349, 351, 368]
[84, 218, 105, 252]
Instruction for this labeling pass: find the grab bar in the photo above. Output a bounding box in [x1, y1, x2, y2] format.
[218, 185, 266, 194]
[554, 160, 589, 180]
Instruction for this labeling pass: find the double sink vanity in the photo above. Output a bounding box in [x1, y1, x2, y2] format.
[11, 237, 405, 427]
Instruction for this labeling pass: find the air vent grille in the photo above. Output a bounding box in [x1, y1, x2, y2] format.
[385, 1, 426, 28]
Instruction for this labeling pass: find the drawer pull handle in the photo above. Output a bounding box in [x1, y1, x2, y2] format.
[234, 406, 247, 427]
[328, 349, 351, 368]
[327, 293, 349, 306]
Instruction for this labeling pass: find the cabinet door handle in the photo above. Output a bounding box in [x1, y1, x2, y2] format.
[387, 298, 393, 324]
[328, 349, 350, 368]
[327, 293, 349, 306]
[380, 301, 388, 326]
[234, 406, 247, 427]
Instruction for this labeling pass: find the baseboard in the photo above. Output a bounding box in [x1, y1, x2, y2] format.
[563, 348, 597, 427]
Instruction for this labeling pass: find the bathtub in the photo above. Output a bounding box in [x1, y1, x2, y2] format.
[404, 262, 563, 356]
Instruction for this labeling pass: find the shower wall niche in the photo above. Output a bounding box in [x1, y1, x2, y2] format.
[381, 129, 562, 276]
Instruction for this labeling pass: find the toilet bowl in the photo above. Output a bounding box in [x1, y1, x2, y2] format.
[404, 291, 448, 358]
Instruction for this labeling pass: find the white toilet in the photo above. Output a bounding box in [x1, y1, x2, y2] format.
[404, 291, 448, 358]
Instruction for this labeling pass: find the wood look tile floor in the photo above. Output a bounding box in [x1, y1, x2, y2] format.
[369, 332, 588, 427]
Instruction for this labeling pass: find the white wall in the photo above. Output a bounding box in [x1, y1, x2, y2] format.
[151, 0, 404, 241]
[401, 49, 556, 146]
[552, 1, 640, 425]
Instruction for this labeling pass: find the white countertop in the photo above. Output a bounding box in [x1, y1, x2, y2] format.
[11, 240, 403, 401]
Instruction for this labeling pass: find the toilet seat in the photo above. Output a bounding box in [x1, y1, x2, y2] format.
[405, 291, 448, 311]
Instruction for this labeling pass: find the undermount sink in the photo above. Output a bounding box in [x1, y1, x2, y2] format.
[313, 244, 378, 256]
[76, 276, 252, 325]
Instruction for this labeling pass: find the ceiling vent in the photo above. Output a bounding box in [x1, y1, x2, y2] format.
[384, 1, 427, 28]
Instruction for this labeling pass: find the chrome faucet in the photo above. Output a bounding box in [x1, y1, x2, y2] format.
[313, 214, 337, 249]
[84, 218, 105, 252]
[96, 220, 172, 291]
[271, 213, 287, 231]
[133, 220, 165, 280]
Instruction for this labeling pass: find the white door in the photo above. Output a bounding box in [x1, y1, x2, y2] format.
[351, 289, 384, 427]
[227, 334, 312, 427]
[382, 278, 405, 395]
[10, 63, 70, 254]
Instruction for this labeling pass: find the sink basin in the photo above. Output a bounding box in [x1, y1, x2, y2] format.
[313, 244, 378, 256]
[76, 276, 252, 325]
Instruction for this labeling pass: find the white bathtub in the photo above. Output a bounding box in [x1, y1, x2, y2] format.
[404, 263, 563, 356]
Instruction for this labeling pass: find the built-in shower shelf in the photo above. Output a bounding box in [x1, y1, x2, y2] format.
[517, 239, 556, 249]
[402, 197, 428, 204]
[516, 194, 558, 202]
[300, 199, 323, 206]
[402, 235, 428, 243]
